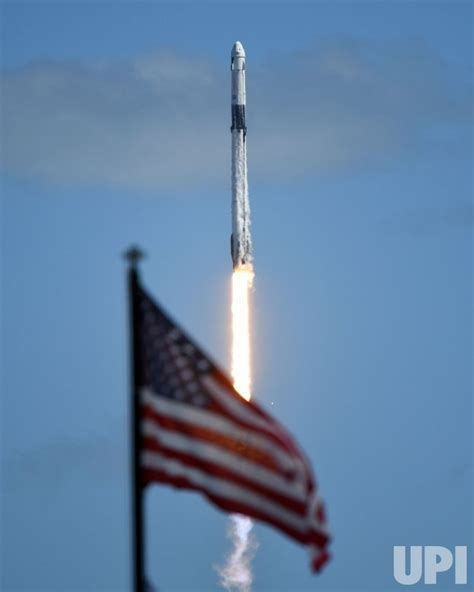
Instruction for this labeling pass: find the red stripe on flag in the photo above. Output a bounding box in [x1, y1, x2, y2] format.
[312, 549, 331, 572]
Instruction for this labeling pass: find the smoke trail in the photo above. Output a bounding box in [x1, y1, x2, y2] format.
[216, 515, 258, 592]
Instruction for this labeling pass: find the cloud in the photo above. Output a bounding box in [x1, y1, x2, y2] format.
[1, 41, 471, 190]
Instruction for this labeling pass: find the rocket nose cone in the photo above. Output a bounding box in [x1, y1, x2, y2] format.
[231, 41, 245, 58]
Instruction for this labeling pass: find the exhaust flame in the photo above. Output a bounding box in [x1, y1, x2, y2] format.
[216, 265, 257, 592]
[231, 267, 254, 401]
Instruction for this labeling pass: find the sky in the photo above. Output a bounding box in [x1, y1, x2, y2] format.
[1, 1, 473, 591]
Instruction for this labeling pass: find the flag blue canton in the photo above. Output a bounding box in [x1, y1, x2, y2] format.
[138, 289, 212, 409]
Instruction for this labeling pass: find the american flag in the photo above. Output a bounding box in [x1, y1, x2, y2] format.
[135, 279, 331, 572]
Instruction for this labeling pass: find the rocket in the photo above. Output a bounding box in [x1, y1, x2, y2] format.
[230, 41, 252, 270]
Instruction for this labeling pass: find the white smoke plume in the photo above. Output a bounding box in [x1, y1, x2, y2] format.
[215, 515, 258, 592]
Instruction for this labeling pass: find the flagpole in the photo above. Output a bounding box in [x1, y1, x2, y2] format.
[125, 246, 145, 592]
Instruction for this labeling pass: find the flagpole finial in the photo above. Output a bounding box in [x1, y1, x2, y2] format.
[124, 245, 145, 269]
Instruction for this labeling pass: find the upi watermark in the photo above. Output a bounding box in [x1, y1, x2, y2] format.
[393, 546, 468, 585]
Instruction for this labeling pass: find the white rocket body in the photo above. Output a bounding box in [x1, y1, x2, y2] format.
[231, 41, 252, 270]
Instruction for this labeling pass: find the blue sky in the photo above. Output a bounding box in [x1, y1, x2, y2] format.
[1, 1, 472, 591]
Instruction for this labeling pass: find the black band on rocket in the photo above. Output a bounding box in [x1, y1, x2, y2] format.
[231, 105, 246, 132]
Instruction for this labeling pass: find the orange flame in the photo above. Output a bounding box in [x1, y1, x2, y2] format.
[231, 266, 254, 401]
